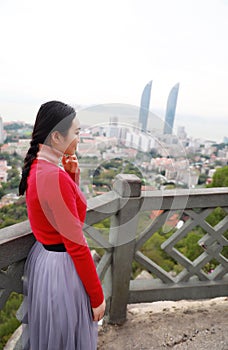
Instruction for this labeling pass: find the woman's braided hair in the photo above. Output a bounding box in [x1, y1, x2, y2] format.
[19, 101, 76, 196]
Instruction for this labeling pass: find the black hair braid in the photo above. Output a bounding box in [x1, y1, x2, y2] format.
[18, 141, 39, 196]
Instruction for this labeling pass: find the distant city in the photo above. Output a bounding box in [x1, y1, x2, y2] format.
[0, 80, 227, 206]
[0, 98, 227, 207]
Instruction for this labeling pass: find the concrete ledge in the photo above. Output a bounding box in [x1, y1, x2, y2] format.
[4, 325, 22, 350]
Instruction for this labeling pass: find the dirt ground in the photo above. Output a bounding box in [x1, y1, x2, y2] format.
[97, 297, 228, 350]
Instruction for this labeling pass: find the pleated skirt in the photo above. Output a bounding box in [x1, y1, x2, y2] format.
[21, 241, 98, 350]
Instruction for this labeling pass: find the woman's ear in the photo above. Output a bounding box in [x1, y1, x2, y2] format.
[50, 131, 63, 146]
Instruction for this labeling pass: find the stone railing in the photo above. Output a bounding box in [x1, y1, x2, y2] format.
[0, 175, 228, 332]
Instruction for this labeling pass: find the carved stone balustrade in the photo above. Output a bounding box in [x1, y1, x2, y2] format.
[0, 175, 227, 332]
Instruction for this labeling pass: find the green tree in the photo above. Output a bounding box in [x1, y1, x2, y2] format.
[92, 158, 145, 192]
[0, 199, 27, 348]
[0, 293, 23, 350]
[175, 231, 204, 261]
[207, 166, 228, 187]
[0, 187, 6, 199]
[5, 166, 21, 190]
[0, 201, 27, 228]
[206, 169, 228, 259]
[0, 152, 23, 168]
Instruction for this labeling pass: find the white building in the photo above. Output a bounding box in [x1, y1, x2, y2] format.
[0, 160, 8, 182]
[208, 169, 216, 178]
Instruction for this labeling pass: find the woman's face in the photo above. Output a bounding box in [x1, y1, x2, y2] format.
[61, 117, 80, 155]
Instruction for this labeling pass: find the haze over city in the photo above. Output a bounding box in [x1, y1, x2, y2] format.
[0, 0, 227, 142]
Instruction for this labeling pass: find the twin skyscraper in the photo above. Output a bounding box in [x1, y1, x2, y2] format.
[138, 81, 180, 135]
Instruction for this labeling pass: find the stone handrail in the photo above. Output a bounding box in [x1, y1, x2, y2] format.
[0, 174, 228, 328]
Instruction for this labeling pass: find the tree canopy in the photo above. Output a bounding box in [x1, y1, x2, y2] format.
[208, 166, 228, 187]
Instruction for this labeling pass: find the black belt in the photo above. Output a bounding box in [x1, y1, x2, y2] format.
[42, 243, 66, 252]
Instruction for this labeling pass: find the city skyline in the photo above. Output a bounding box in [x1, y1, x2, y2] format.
[1, 103, 225, 144]
[0, 0, 227, 142]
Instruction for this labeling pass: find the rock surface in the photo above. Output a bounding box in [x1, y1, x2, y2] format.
[98, 297, 228, 350]
[5, 297, 228, 349]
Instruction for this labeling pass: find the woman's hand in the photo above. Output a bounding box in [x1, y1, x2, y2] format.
[92, 299, 106, 322]
[62, 154, 79, 174]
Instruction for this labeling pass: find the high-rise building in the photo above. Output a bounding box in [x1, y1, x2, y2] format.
[107, 116, 119, 138]
[138, 80, 152, 132]
[223, 136, 228, 144]
[163, 83, 179, 135]
[177, 126, 187, 139]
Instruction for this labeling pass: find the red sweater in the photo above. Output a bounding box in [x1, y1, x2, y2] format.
[26, 147, 104, 308]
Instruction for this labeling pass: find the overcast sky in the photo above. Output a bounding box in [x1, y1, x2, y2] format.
[0, 0, 227, 142]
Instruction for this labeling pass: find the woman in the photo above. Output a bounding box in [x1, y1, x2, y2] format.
[19, 101, 105, 350]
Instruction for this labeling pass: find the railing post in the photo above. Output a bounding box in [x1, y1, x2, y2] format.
[108, 174, 142, 324]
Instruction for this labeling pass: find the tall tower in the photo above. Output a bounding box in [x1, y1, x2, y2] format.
[163, 83, 179, 135]
[138, 80, 152, 132]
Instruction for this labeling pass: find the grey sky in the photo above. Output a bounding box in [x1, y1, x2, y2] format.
[0, 0, 227, 142]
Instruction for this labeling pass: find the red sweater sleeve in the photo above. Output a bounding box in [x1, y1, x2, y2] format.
[61, 236, 104, 308]
[43, 170, 104, 308]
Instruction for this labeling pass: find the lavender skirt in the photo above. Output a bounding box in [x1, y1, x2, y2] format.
[21, 241, 98, 350]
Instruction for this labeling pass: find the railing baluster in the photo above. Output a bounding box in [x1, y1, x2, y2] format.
[108, 174, 142, 324]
